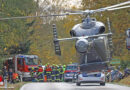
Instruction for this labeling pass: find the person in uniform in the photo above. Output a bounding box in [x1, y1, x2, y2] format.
[37, 66, 44, 82]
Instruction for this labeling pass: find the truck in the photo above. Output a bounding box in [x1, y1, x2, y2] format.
[3, 54, 41, 81]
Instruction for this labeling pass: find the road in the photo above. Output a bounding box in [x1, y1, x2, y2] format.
[20, 82, 130, 90]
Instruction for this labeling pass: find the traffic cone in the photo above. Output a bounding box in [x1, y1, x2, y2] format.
[44, 75, 47, 82]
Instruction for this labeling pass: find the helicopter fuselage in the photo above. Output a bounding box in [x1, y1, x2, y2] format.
[70, 19, 105, 37]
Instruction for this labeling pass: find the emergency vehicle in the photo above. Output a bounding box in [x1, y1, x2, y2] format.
[64, 63, 79, 82]
[4, 54, 41, 81]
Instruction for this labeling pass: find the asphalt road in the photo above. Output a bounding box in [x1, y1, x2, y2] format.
[20, 82, 130, 90]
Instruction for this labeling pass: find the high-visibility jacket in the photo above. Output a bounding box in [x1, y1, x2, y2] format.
[13, 73, 18, 80]
[38, 67, 43, 72]
[46, 66, 52, 72]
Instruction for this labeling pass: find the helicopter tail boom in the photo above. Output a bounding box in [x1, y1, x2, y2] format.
[52, 24, 61, 56]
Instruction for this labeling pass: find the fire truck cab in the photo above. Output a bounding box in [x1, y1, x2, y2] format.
[4, 54, 40, 81]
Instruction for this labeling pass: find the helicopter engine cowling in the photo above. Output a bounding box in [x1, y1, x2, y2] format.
[75, 39, 89, 53]
[70, 21, 105, 37]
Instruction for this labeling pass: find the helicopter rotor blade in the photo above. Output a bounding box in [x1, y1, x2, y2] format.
[0, 1, 129, 20]
[93, 1, 130, 13]
[101, 1, 130, 10]
[107, 5, 130, 11]
[0, 12, 83, 20]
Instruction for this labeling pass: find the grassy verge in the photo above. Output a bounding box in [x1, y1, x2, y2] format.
[110, 76, 130, 87]
[118, 76, 130, 86]
[8, 82, 27, 90]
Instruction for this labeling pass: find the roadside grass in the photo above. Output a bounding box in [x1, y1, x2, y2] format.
[110, 76, 130, 87]
[118, 76, 130, 86]
[7, 82, 27, 90]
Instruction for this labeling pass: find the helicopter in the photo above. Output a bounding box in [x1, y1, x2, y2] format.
[0, 1, 130, 72]
[52, 1, 130, 72]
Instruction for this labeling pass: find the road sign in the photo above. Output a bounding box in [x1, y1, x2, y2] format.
[110, 59, 120, 64]
[110, 61, 120, 64]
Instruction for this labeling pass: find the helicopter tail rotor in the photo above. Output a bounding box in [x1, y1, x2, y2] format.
[52, 24, 61, 56]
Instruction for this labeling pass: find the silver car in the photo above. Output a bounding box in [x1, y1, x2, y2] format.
[76, 72, 105, 86]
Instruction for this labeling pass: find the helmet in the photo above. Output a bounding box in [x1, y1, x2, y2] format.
[63, 65, 66, 68]
[32, 67, 34, 70]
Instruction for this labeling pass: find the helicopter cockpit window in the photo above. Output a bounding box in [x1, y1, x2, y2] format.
[81, 18, 96, 29]
[25, 57, 38, 65]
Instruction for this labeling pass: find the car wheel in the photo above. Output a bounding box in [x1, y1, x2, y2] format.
[76, 82, 81, 86]
[100, 82, 105, 86]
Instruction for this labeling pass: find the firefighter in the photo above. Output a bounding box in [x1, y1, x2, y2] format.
[45, 64, 52, 82]
[12, 73, 19, 83]
[33, 68, 39, 82]
[59, 65, 63, 82]
[30, 67, 35, 82]
[53, 65, 57, 82]
[37, 66, 44, 82]
[0, 74, 3, 85]
[55, 65, 60, 82]
[51, 65, 55, 82]
[62, 65, 66, 81]
[63, 65, 66, 72]
[30, 67, 35, 79]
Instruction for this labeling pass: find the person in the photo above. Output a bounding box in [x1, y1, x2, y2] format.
[2, 66, 8, 81]
[8, 68, 13, 83]
[0, 75, 3, 82]
[0, 74, 3, 86]
[45, 64, 52, 82]
[59, 65, 63, 82]
[30, 67, 35, 81]
[62, 65, 66, 81]
[37, 66, 44, 82]
[12, 73, 19, 83]
[106, 71, 110, 82]
[55, 66, 60, 82]
[51, 65, 56, 82]
[124, 68, 130, 77]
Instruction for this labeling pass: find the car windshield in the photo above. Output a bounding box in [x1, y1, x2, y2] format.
[66, 65, 78, 70]
[25, 57, 38, 65]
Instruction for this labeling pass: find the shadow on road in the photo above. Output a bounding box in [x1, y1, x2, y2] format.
[80, 84, 101, 87]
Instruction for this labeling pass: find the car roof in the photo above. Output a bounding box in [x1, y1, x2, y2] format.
[67, 64, 78, 66]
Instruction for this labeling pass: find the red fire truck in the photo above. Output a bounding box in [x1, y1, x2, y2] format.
[4, 54, 41, 81]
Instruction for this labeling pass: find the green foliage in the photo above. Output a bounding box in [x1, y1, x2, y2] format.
[121, 60, 130, 69]
[0, 0, 37, 55]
